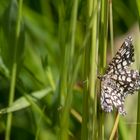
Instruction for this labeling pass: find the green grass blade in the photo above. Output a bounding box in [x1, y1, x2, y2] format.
[98, 0, 109, 139]
[109, 0, 114, 56]
[59, 0, 78, 139]
[88, 0, 98, 139]
[136, 1, 140, 140]
[5, 0, 23, 140]
[0, 88, 52, 114]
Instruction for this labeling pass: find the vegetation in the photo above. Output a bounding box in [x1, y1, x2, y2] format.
[0, 0, 139, 140]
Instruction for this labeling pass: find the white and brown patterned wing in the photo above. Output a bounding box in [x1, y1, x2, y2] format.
[99, 36, 140, 116]
[111, 69, 140, 94]
[106, 36, 134, 75]
[100, 76, 126, 115]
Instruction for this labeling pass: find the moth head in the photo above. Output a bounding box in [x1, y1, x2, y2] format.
[97, 75, 104, 80]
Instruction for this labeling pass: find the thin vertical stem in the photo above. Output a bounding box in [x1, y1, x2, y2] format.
[88, 0, 99, 139]
[98, 0, 109, 139]
[136, 1, 140, 139]
[109, 0, 114, 57]
[5, 0, 23, 140]
[59, 0, 78, 139]
[109, 114, 119, 140]
[81, 6, 92, 138]
[5, 64, 17, 140]
[136, 91, 140, 140]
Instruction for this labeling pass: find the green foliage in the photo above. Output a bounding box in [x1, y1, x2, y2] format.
[0, 0, 139, 140]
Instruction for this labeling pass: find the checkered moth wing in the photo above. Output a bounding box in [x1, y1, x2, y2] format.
[105, 36, 134, 75]
[100, 36, 140, 115]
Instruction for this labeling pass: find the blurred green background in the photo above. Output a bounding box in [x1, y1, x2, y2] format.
[0, 0, 140, 140]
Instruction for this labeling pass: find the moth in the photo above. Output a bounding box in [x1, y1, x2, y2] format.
[98, 36, 140, 115]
